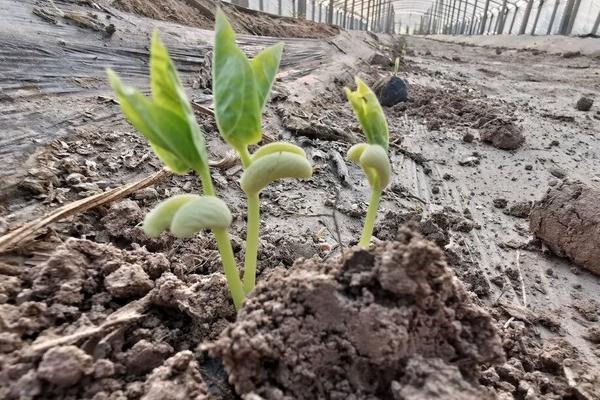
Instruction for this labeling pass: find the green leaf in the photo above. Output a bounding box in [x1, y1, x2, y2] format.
[213, 9, 261, 151]
[170, 196, 233, 238]
[150, 143, 189, 175]
[251, 42, 283, 111]
[108, 32, 210, 176]
[109, 70, 204, 173]
[143, 194, 197, 236]
[345, 77, 389, 151]
[149, 31, 192, 116]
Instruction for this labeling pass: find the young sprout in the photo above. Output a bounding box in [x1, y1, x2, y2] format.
[107, 32, 245, 309]
[212, 10, 312, 294]
[345, 77, 391, 248]
[394, 57, 400, 76]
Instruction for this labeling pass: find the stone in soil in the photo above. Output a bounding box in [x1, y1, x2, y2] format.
[368, 52, 392, 67]
[575, 96, 593, 112]
[208, 228, 503, 399]
[530, 180, 600, 275]
[480, 119, 524, 150]
[463, 132, 475, 143]
[504, 201, 531, 218]
[373, 75, 409, 107]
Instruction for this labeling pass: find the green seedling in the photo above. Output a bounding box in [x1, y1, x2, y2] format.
[107, 11, 312, 309]
[345, 77, 391, 248]
[394, 57, 400, 76]
[107, 31, 248, 308]
[212, 9, 312, 294]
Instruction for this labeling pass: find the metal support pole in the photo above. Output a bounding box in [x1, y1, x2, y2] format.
[366, 0, 372, 30]
[531, 0, 544, 34]
[278, 0, 282, 15]
[360, 0, 366, 30]
[259, 0, 264, 11]
[469, 0, 478, 33]
[328, 0, 334, 23]
[342, 0, 348, 28]
[298, 0, 307, 18]
[566, 0, 582, 34]
[594, 9, 600, 35]
[389, 2, 394, 33]
[428, 3, 436, 33]
[497, 0, 508, 33]
[454, 0, 463, 34]
[479, 0, 490, 34]
[311, 0, 315, 20]
[509, 6, 518, 33]
[460, 0, 468, 33]
[559, 0, 574, 34]
[494, 9, 501, 33]
[376, 0, 383, 31]
[449, 0, 458, 34]
[547, 0, 560, 34]
[487, 12, 495, 33]
[349, 0, 355, 28]
[519, 0, 533, 34]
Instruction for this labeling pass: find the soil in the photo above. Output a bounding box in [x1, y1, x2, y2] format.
[2, 1, 600, 399]
[110, 0, 339, 38]
[530, 180, 600, 275]
[209, 228, 504, 399]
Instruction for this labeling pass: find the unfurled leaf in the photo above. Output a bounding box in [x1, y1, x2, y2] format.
[240, 152, 313, 195]
[108, 70, 203, 173]
[251, 42, 283, 111]
[345, 77, 389, 151]
[107, 32, 209, 175]
[149, 31, 191, 116]
[170, 196, 232, 238]
[213, 9, 261, 151]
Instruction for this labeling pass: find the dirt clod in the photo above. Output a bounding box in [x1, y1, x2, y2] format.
[480, 119, 525, 150]
[141, 351, 209, 400]
[504, 201, 532, 218]
[104, 264, 154, 298]
[575, 96, 594, 111]
[38, 345, 93, 387]
[369, 52, 392, 67]
[530, 180, 600, 275]
[463, 132, 475, 143]
[209, 229, 503, 399]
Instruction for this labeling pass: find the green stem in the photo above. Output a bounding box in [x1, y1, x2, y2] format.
[359, 188, 382, 248]
[239, 146, 252, 169]
[198, 167, 215, 196]
[243, 193, 260, 294]
[213, 228, 245, 310]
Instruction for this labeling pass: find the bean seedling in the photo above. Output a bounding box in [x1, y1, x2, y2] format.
[345, 78, 391, 248]
[107, 10, 312, 309]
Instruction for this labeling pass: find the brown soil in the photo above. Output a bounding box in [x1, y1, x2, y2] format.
[209, 228, 504, 399]
[530, 180, 600, 275]
[110, 0, 339, 38]
[391, 84, 524, 149]
[0, 238, 233, 399]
